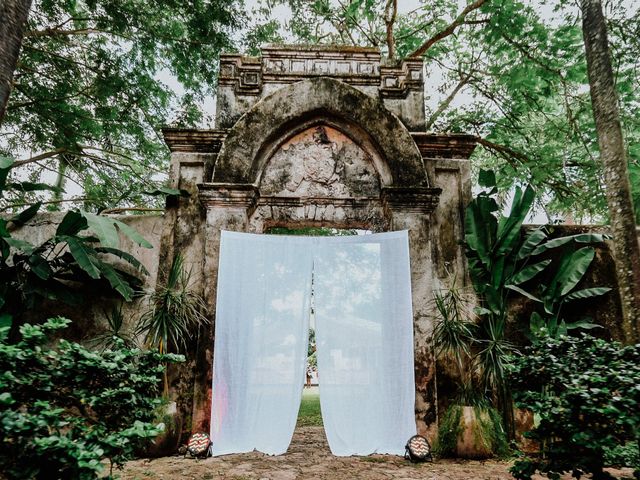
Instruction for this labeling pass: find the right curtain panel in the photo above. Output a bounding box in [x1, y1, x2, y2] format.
[313, 230, 417, 456]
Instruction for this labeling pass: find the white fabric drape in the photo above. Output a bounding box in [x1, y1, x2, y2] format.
[210, 230, 416, 457]
[314, 231, 416, 455]
[210, 232, 313, 455]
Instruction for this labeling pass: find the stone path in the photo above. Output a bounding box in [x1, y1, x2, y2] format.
[119, 427, 635, 480]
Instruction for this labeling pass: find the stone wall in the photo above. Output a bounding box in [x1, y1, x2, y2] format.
[8, 213, 164, 342]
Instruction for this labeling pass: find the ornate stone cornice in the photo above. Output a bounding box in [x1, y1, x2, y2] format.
[218, 45, 423, 98]
[198, 183, 259, 208]
[379, 58, 424, 98]
[381, 186, 441, 214]
[162, 128, 228, 153]
[411, 133, 478, 160]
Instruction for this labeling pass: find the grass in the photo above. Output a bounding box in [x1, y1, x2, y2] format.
[297, 387, 323, 427]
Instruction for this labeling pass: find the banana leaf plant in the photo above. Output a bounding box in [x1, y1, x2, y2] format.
[464, 170, 611, 428]
[0, 156, 152, 328]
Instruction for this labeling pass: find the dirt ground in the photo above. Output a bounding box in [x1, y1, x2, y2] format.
[118, 426, 635, 480]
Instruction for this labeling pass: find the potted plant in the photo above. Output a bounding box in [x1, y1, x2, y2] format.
[431, 282, 509, 459]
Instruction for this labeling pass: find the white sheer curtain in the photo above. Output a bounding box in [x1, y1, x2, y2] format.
[210, 230, 416, 457]
[314, 231, 416, 456]
[210, 231, 313, 455]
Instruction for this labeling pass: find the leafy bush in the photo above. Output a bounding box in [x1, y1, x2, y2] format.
[0, 317, 183, 479]
[508, 334, 640, 480]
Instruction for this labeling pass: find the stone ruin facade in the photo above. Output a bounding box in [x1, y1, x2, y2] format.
[160, 45, 478, 440]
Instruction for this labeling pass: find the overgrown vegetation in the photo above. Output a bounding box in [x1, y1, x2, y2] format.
[0, 317, 183, 479]
[431, 282, 509, 458]
[0, 157, 151, 332]
[137, 253, 209, 355]
[463, 170, 612, 432]
[509, 334, 640, 480]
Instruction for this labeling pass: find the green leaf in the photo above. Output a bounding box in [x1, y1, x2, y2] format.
[506, 284, 543, 302]
[510, 259, 551, 285]
[495, 185, 535, 255]
[4, 237, 35, 254]
[56, 211, 88, 236]
[0, 313, 12, 329]
[479, 169, 497, 188]
[82, 212, 120, 248]
[62, 236, 101, 279]
[564, 318, 602, 331]
[517, 227, 547, 260]
[95, 262, 134, 301]
[531, 233, 610, 256]
[28, 254, 53, 280]
[552, 247, 596, 297]
[9, 203, 42, 227]
[0, 155, 13, 169]
[95, 247, 150, 275]
[113, 219, 152, 248]
[5, 182, 63, 193]
[563, 287, 612, 301]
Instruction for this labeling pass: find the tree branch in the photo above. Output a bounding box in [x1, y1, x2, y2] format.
[384, 0, 398, 59]
[13, 147, 67, 167]
[425, 73, 472, 130]
[409, 0, 487, 58]
[100, 207, 164, 214]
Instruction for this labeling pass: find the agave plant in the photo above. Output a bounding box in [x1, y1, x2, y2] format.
[137, 253, 209, 355]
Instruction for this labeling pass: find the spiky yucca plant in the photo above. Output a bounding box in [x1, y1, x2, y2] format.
[137, 253, 209, 355]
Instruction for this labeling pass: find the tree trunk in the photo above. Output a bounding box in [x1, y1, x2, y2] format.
[0, 0, 33, 125]
[581, 0, 640, 344]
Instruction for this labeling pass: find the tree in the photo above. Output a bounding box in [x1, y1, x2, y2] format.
[0, 0, 32, 125]
[246, 0, 640, 224]
[581, 0, 640, 343]
[0, 0, 242, 213]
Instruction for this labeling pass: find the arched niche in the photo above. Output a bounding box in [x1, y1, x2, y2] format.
[212, 77, 429, 189]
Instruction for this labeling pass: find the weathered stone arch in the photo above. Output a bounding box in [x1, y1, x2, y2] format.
[212, 77, 428, 188]
[160, 46, 478, 445]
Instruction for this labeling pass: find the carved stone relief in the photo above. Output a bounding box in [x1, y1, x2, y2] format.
[259, 125, 381, 198]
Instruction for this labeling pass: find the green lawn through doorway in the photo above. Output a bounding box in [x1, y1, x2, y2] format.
[297, 387, 323, 427]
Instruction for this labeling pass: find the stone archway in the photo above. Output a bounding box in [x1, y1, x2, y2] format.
[160, 45, 477, 443]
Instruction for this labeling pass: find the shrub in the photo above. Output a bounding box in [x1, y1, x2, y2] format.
[508, 334, 640, 480]
[0, 317, 183, 479]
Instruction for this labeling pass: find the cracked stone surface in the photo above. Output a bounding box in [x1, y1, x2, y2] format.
[117, 427, 635, 480]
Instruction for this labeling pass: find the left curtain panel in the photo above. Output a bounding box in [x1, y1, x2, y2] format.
[210, 231, 313, 455]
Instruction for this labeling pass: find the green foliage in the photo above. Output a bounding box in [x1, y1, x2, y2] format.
[463, 171, 612, 436]
[137, 253, 209, 354]
[0, 317, 183, 479]
[247, 0, 640, 222]
[89, 304, 137, 351]
[0, 169, 151, 326]
[508, 334, 640, 480]
[604, 442, 640, 469]
[465, 169, 611, 341]
[433, 403, 463, 457]
[431, 283, 477, 402]
[1, 0, 242, 212]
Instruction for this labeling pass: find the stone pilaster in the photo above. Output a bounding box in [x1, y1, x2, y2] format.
[383, 187, 440, 440]
[189, 183, 259, 433]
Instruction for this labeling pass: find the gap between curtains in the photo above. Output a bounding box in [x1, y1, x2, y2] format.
[210, 230, 416, 457]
